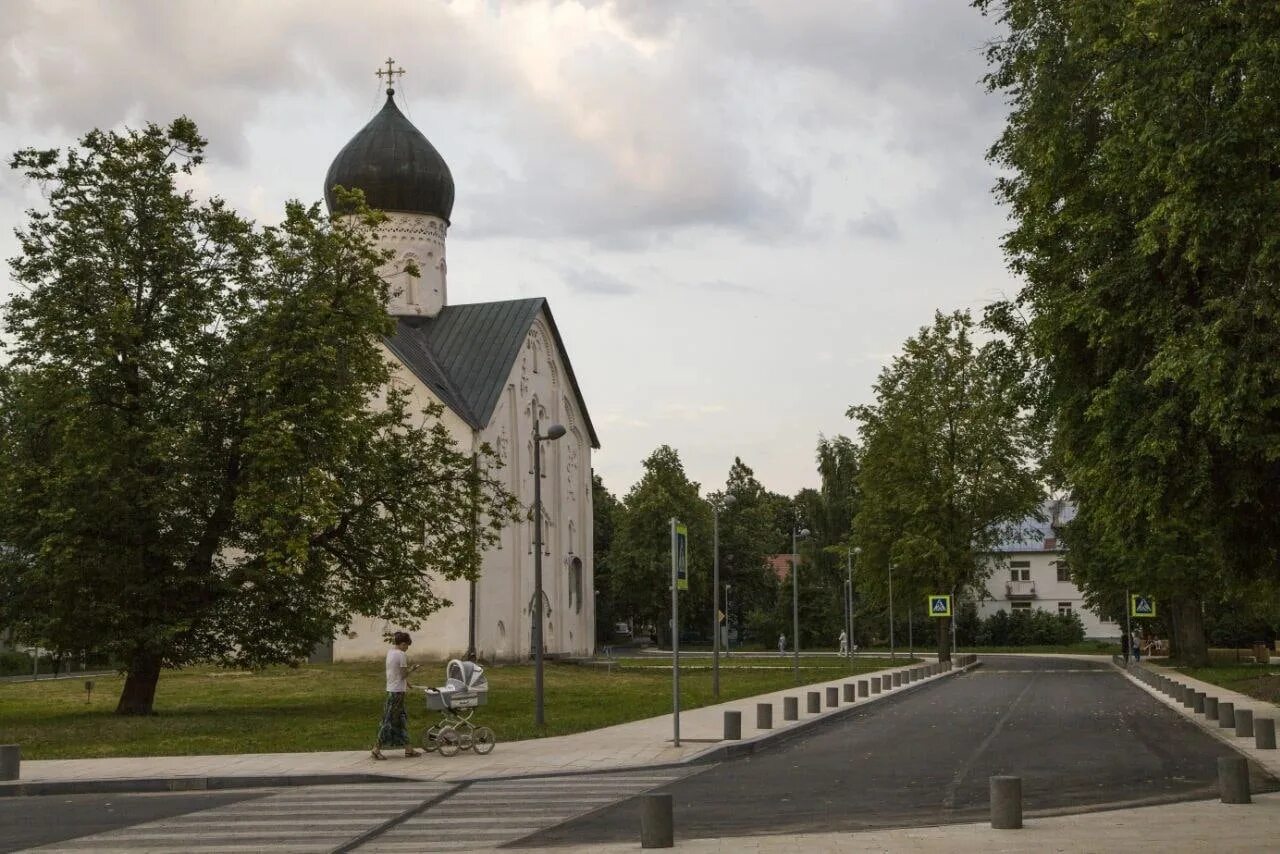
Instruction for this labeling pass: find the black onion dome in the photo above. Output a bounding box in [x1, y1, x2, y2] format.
[324, 93, 454, 222]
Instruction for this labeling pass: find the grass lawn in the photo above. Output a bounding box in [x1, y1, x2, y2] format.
[1174, 652, 1280, 707]
[0, 656, 903, 760]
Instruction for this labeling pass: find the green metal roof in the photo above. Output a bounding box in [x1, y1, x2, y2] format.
[385, 298, 600, 448]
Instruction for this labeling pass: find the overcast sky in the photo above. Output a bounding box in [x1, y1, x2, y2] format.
[0, 0, 1013, 500]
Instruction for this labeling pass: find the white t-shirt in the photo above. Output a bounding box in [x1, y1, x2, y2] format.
[386, 648, 408, 692]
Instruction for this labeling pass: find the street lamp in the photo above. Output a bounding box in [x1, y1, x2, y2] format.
[792, 525, 809, 683]
[532, 419, 566, 728]
[888, 562, 896, 662]
[846, 546, 861, 663]
[712, 494, 735, 700]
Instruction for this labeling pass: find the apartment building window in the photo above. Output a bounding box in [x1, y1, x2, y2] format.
[1058, 602, 1073, 616]
[1056, 562, 1071, 583]
[1010, 560, 1031, 582]
[1011, 602, 1032, 612]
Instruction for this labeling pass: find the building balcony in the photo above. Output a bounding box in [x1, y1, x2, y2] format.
[1006, 580, 1037, 600]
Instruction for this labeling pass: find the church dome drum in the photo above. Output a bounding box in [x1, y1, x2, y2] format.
[324, 91, 455, 222]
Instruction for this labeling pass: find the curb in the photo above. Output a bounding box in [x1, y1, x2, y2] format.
[0, 657, 981, 798]
[687, 657, 983, 764]
[1113, 659, 1280, 783]
[0, 772, 418, 798]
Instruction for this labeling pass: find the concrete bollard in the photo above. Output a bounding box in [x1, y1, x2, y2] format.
[1255, 718, 1276, 750]
[723, 710, 742, 740]
[1220, 701, 1236, 728]
[892, 672, 902, 687]
[1218, 756, 1251, 805]
[989, 776, 1023, 829]
[1236, 708, 1254, 738]
[756, 703, 773, 730]
[1205, 696, 1219, 720]
[784, 696, 799, 720]
[640, 793, 675, 848]
[826, 687, 839, 708]
[1183, 686, 1196, 708]
[843, 683, 856, 703]
[0, 745, 18, 781]
[807, 691, 821, 713]
[858, 680, 869, 697]
[871, 677, 881, 694]
[1193, 692, 1206, 713]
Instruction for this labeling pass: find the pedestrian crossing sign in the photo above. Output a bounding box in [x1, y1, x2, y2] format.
[1130, 595, 1156, 618]
[927, 595, 951, 617]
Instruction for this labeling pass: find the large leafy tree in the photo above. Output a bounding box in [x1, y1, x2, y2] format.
[609, 446, 710, 647]
[0, 120, 519, 714]
[713, 458, 783, 645]
[591, 472, 623, 642]
[850, 311, 1042, 660]
[975, 0, 1280, 662]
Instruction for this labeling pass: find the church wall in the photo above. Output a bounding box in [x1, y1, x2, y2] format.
[331, 319, 594, 664]
[333, 347, 475, 663]
[473, 311, 594, 662]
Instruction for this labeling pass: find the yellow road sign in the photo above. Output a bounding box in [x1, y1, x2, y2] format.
[1130, 595, 1156, 618]
[718, 610, 726, 624]
[927, 594, 952, 617]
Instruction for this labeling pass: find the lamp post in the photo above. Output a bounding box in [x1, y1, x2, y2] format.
[724, 584, 732, 658]
[712, 494, 735, 700]
[792, 525, 809, 683]
[888, 562, 896, 662]
[532, 418, 566, 728]
[846, 546, 861, 662]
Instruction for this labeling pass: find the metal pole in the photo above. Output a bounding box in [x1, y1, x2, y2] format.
[671, 518, 680, 746]
[908, 604, 914, 659]
[712, 508, 720, 700]
[847, 549, 854, 662]
[951, 585, 958, 658]
[533, 422, 545, 728]
[1124, 588, 1133, 665]
[889, 564, 896, 662]
[792, 527, 800, 683]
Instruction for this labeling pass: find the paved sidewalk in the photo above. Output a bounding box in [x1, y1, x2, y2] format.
[535, 792, 1280, 853]
[1122, 660, 1280, 780]
[6, 658, 969, 795]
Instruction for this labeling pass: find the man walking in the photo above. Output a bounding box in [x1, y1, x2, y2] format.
[778, 633, 786, 655]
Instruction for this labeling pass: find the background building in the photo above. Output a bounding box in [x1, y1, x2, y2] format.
[974, 500, 1120, 639]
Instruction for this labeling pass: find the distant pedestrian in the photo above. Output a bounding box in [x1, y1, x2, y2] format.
[838, 630, 848, 656]
[1132, 631, 1142, 663]
[371, 631, 422, 760]
[1120, 631, 1131, 664]
[778, 633, 786, 655]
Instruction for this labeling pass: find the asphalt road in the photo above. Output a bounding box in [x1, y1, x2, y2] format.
[0, 790, 265, 853]
[522, 655, 1274, 845]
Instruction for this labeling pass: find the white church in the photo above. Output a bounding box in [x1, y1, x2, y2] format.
[318, 74, 599, 663]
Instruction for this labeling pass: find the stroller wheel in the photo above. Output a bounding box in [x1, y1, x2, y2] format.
[436, 726, 461, 757]
[421, 726, 440, 752]
[472, 726, 496, 755]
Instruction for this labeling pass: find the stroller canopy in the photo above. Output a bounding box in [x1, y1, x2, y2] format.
[446, 659, 488, 693]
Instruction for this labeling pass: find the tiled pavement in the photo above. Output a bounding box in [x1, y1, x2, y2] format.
[14, 659, 962, 791]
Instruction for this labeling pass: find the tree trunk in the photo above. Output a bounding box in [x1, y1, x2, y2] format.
[936, 617, 952, 662]
[1169, 596, 1209, 666]
[115, 653, 161, 715]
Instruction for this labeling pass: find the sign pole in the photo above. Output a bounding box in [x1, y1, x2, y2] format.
[1125, 589, 1132, 665]
[671, 518, 680, 747]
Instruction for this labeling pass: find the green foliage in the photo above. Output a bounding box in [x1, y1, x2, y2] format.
[0, 119, 520, 713]
[976, 609, 1086, 647]
[591, 473, 623, 642]
[714, 458, 783, 642]
[849, 310, 1043, 659]
[608, 446, 711, 645]
[975, 0, 1280, 664]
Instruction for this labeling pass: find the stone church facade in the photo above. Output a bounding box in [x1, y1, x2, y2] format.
[319, 80, 599, 663]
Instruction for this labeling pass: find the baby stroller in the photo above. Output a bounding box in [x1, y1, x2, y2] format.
[421, 659, 496, 756]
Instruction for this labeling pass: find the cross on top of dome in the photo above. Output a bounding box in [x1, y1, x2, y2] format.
[375, 57, 405, 96]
